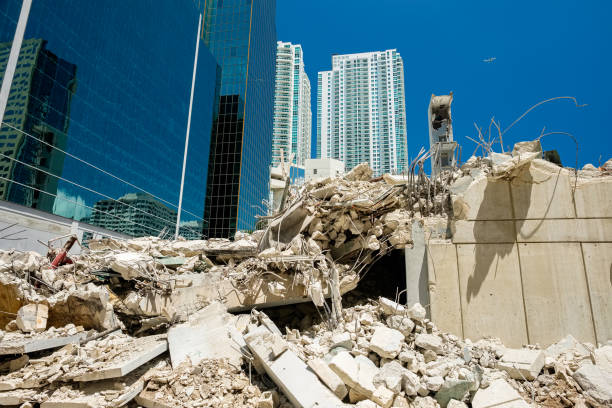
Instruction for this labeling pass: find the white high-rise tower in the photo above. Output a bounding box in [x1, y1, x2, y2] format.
[272, 42, 311, 167]
[317, 49, 407, 175]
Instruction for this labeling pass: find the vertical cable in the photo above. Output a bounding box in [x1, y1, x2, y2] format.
[175, 13, 202, 239]
[0, 0, 32, 123]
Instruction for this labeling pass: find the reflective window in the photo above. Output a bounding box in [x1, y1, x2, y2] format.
[0, 0, 217, 240]
[202, 0, 276, 237]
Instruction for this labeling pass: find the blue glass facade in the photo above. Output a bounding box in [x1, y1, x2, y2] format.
[202, 0, 276, 237]
[0, 1, 217, 239]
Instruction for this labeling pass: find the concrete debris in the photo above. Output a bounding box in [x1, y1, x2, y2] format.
[471, 379, 529, 408]
[0, 141, 609, 407]
[168, 301, 246, 368]
[497, 348, 545, 380]
[0, 323, 86, 355]
[15, 303, 48, 333]
[572, 364, 612, 404]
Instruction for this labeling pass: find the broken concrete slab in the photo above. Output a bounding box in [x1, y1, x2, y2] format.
[0, 329, 86, 355]
[0, 388, 39, 406]
[168, 302, 245, 368]
[41, 368, 147, 408]
[471, 379, 529, 408]
[0, 343, 79, 391]
[572, 364, 612, 404]
[0, 355, 28, 373]
[16, 303, 48, 332]
[497, 348, 545, 380]
[69, 334, 167, 382]
[245, 327, 343, 408]
[307, 358, 348, 399]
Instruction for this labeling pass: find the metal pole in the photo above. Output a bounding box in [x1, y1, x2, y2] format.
[175, 13, 202, 239]
[0, 0, 32, 125]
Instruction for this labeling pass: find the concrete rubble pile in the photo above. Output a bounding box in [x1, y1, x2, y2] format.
[0, 139, 610, 407]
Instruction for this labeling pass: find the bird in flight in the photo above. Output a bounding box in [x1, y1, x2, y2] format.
[482, 57, 496, 63]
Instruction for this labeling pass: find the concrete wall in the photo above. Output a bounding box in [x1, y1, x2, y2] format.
[0, 200, 130, 255]
[424, 160, 612, 347]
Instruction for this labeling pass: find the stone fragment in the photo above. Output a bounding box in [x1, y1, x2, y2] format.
[497, 348, 544, 380]
[423, 350, 437, 363]
[412, 396, 440, 408]
[594, 345, 612, 375]
[328, 351, 393, 407]
[168, 302, 246, 368]
[331, 332, 352, 349]
[386, 315, 414, 336]
[257, 390, 279, 408]
[544, 334, 590, 361]
[246, 328, 342, 407]
[401, 370, 420, 396]
[572, 364, 612, 404]
[391, 395, 409, 407]
[307, 358, 348, 399]
[373, 361, 406, 394]
[108, 252, 154, 280]
[357, 400, 380, 408]
[434, 379, 473, 408]
[447, 400, 467, 408]
[369, 327, 404, 359]
[424, 375, 444, 392]
[15, 304, 48, 333]
[407, 303, 426, 321]
[471, 379, 529, 408]
[379, 297, 405, 315]
[415, 333, 443, 354]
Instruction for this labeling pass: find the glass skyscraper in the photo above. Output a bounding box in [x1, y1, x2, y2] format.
[272, 41, 311, 167]
[201, 0, 276, 238]
[0, 1, 217, 239]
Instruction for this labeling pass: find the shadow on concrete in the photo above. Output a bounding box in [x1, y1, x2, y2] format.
[466, 172, 532, 301]
[466, 164, 565, 300]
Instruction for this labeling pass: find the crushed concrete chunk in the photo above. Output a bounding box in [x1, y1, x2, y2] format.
[369, 327, 404, 359]
[471, 379, 529, 408]
[168, 302, 245, 368]
[386, 315, 414, 336]
[415, 333, 444, 354]
[572, 364, 612, 404]
[246, 326, 342, 407]
[16, 304, 48, 333]
[379, 297, 406, 315]
[373, 360, 406, 394]
[328, 351, 393, 407]
[594, 345, 612, 375]
[307, 358, 348, 399]
[497, 348, 545, 380]
[434, 379, 473, 408]
[447, 400, 467, 408]
[407, 303, 426, 321]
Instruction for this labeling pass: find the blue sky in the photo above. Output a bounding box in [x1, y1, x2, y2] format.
[276, 0, 612, 168]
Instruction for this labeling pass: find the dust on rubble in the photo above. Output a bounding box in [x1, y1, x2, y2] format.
[0, 140, 610, 407]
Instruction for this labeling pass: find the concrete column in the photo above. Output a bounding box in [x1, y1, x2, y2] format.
[404, 220, 430, 311]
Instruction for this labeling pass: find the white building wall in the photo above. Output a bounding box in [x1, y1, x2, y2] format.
[305, 158, 344, 182]
[316, 49, 407, 176]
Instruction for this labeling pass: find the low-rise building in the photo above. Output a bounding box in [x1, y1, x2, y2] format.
[305, 158, 345, 182]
